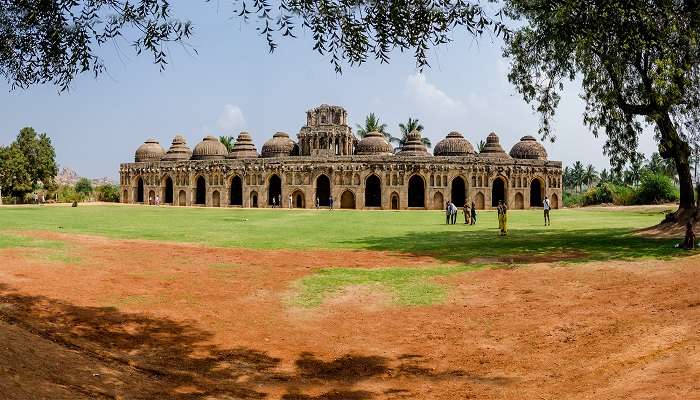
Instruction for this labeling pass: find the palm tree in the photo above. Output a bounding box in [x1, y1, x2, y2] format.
[583, 164, 598, 189]
[572, 161, 585, 192]
[392, 118, 431, 150]
[477, 140, 486, 153]
[219, 135, 236, 152]
[355, 113, 390, 140]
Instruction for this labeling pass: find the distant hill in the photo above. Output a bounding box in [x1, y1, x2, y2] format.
[56, 167, 115, 186]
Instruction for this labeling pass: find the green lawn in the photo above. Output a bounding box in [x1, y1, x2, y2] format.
[0, 204, 685, 264]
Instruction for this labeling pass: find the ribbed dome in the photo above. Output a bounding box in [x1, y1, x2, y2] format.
[479, 132, 510, 159]
[433, 131, 475, 156]
[509, 135, 548, 160]
[397, 130, 431, 156]
[192, 135, 228, 160]
[162, 134, 192, 161]
[134, 138, 165, 162]
[355, 131, 393, 155]
[261, 132, 296, 158]
[228, 131, 258, 159]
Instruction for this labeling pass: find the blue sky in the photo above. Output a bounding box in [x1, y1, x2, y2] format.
[0, 2, 658, 180]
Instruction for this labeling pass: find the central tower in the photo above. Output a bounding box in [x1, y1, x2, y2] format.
[298, 104, 356, 156]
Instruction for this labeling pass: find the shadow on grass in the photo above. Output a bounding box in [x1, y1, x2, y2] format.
[345, 228, 689, 264]
[0, 283, 511, 399]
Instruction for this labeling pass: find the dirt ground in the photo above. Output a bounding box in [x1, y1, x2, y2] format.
[0, 231, 699, 399]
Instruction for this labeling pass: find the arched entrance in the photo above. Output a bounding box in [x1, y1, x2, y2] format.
[195, 176, 206, 205]
[433, 192, 444, 210]
[341, 190, 356, 209]
[163, 176, 174, 204]
[364, 175, 381, 207]
[148, 190, 155, 204]
[491, 177, 506, 207]
[316, 174, 331, 206]
[391, 192, 400, 210]
[530, 178, 544, 207]
[136, 177, 144, 203]
[230, 176, 243, 206]
[451, 176, 466, 206]
[251, 191, 259, 208]
[292, 190, 305, 208]
[408, 175, 425, 208]
[178, 190, 186, 206]
[268, 175, 281, 206]
[551, 193, 559, 209]
[212, 191, 220, 207]
[514, 192, 524, 209]
[475, 192, 485, 210]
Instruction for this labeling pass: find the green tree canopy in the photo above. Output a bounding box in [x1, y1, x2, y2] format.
[219, 135, 236, 152]
[355, 113, 390, 140]
[393, 118, 431, 150]
[0, 127, 57, 199]
[75, 178, 93, 198]
[504, 0, 700, 211]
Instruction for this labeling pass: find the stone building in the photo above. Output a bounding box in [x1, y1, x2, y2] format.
[120, 104, 563, 210]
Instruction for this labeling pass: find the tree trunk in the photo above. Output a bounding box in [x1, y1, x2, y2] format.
[657, 113, 696, 211]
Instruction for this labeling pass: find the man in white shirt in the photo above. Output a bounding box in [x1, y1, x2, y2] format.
[543, 196, 551, 226]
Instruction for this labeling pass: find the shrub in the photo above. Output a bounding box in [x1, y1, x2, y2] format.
[95, 184, 120, 202]
[634, 172, 679, 204]
[578, 182, 634, 206]
[563, 191, 584, 207]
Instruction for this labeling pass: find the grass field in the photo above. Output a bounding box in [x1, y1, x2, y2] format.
[1, 204, 698, 399]
[0, 204, 683, 263]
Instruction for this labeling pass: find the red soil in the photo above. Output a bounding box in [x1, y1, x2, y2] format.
[0, 231, 698, 399]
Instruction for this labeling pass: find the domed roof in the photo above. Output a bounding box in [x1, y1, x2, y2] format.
[191, 135, 228, 160]
[479, 132, 511, 159]
[396, 130, 431, 157]
[434, 131, 475, 156]
[355, 131, 393, 155]
[134, 138, 165, 162]
[227, 131, 258, 159]
[261, 132, 296, 158]
[509, 135, 548, 160]
[162, 134, 192, 161]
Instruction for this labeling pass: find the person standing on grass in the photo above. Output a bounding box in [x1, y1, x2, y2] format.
[463, 202, 471, 224]
[288, 194, 292, 209]
[498, 200, 509, 236]
[497, 200, 504, 234]
[329, 196, 334, 210]
[315, 197, 319, 209]
[471, 201, 477, 225]
[445, 201, 451, 224]
[543, 196, 551, 226]
[155, 194, 160, 206]
[451, 202, 458, 224]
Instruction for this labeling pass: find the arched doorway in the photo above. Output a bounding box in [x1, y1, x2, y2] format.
[551, 193, 559, 209]
[514, 192, 524, 209]
[251, 191, 259, 208]
[391, 192, 400, 210]
[148, 190, 155, 204]
[341, 190, 356, 209]
[530, 178, 544, 207]
[408, 175, 425, 208]
[195, 176, 206, 205]
[475, 192, 485, 210]
[292, 190, 305, 208]
[491, 177, 506, 207]
[212, 191, 220, 207]
[364, 175, 381, 207]
[136, 177, 144, 203]
[230, 176, 243, 206]
[178, 190, 186, 206]
[451, 176, 466, 206]
[433, 192, 444, 210]
[163, 176, 174, 204]
[316, 174, 331, 206]
[268, 175, 281, 206]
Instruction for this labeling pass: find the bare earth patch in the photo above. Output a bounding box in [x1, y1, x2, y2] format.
[0, 231, 699, 399]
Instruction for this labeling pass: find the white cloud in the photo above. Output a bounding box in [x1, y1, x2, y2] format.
[216, 104, 246, 133]
[405, 73, 464, 113]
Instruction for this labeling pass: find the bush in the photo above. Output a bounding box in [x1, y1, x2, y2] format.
[563, 191, 584, 207]
[95, 184, 120, 202]
[634, 172, 679, 204]
[56, 185, 81, 203]
[579, 183, 635, 206]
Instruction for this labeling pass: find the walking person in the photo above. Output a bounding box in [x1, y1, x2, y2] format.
[155, 194, 160, 206]
[329, 196, 334, 210]
[471, 201, 477, 225]
[498, 200, 509, 236]
[543, 196, 551, 226]
[463, 202, 471, 224]
[445, 201, 451, 224]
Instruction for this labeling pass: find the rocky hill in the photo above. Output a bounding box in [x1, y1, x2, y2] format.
[55, 167, 115, 186]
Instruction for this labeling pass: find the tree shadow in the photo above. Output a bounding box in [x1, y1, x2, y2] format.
[341, 228, 691, 264]
[0, 283, 513, 399]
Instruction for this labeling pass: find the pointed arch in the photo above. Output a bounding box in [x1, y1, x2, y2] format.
[268, 174, 281, 206]
[530, 177, 544, 207]
[433, 192, 444, 210]
[178, 190, 187, 206]
[475, 192, 485, 210]
[316, 174, 331, 206]
[341, 190, 356, 209]
[230, 175, 243, 206]
[136, 177, 144, 203]
[491, 177, 506, 207]
[408, 174, 425, 208]
[364, 174, 382, 207]
[551, 193, 559, 209]
[390, 192, 400, 210]
[163, 175, 174, 204]
[212, 190, 221, 207]
[292, 189, 305, 208]
[195, 176, 206, 205]
[514, 192, 524, 209]
[251, 191, 259, 208]
[451, 176, 466, 206]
